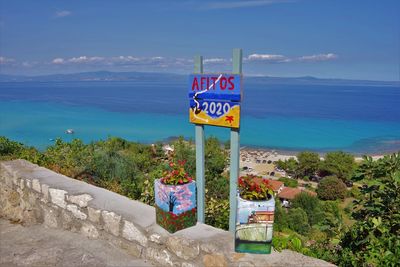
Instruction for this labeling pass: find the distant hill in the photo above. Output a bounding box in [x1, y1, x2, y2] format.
[0, 71, 398, 87]
[0, 71, 184, 83]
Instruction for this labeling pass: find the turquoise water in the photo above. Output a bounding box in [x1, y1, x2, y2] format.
[1, 100, 399, 154]
[1, 81, 400, 154]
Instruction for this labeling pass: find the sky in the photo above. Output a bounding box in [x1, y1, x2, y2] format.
[0, 0, 399, 81]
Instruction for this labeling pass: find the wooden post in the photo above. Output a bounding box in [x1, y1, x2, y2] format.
[229, 48, 242, 232]
[194, 55, 205, 223]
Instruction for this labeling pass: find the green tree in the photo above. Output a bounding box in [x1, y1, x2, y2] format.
[338, 171, 400, 266]
[274, 199, 288, 231]
[205, 137, 226, 178]
[296, 151, 320, 178]
[353, 155, 376, 181]
[291, 192, 323, 226]
[320, 151, 355, 182]
[0, 136, 23, 157]
[287, 208, 310, 235]
[276, 158, 298, 177]
[319, 201, 344, 238]
[316, 176, 347, 200]
[205, 137, 228, 199]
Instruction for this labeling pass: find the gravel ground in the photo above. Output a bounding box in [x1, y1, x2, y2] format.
[0, 219, 153, 267]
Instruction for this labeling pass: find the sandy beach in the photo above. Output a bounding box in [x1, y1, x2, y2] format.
[237, 146, 387, 178]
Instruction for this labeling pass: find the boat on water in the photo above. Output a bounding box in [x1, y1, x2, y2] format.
[65, 129, 74, 134]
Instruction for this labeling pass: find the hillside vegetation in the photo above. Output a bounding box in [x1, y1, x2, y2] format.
[1, 136, 399, 266]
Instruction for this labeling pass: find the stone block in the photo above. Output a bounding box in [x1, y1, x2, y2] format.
[122, 220, 148, 246]
[43, 205, 59, 228]
[102, 210, 121, 236]
[49, 188, 67, 208]
[203, 254, 228, 267]
[26, 179, 31, 188]
[7, 191, 20, 206]
[41, 184, 50, 202]
[61, 209, 73, 229]
[32, 179, 41, 193]
[12, 174, 19, 186]
[66, 204, 87, 220]
[167, 236, 199, 260]
[201, 242, 222, 254]
[145, 247, 174, 266]
[87, 206, 101, 224]
[118, 239, 143, 258]
[238, 262, 255, 267]
[19, 179, 25, 190]
[149, 233, 165, 245]
[81, 222, 99, 239]
[67, 194, 93, 208]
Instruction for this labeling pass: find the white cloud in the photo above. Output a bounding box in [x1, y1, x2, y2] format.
[246, 53, 338, 63]
[68, 56, 104, 63]
[204, 58, 227, 64]
[297, 53, 338, 62]
[55, 10, 71, 18]
[203, 0, 293, 10]
[247, 54, 290, 62]
[52, 58, 65, 64]
[111, 56, 140, 63]
[0, 56, 15, 64]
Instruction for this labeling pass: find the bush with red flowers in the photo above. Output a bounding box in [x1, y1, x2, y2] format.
[238, 174, 273, 200]
[161, 160, 193, 185]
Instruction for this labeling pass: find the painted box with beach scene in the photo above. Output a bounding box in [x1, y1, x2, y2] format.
[235, 195, 275, 254]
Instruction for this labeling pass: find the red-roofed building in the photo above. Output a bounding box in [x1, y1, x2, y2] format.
[265, 179, 284, 194]
[277, 187, 317, 207]
[251, 178, 284, 194]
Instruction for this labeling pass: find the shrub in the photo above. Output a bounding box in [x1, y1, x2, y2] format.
[274, 199, 288, 231]
[292, 192, 323, 226]
[278, 177, 298, 188]
[287, 207, 310, 235]
[205, 197, 229, 230]
[316, 176, 347, 200]
[0, 136, 23, 157]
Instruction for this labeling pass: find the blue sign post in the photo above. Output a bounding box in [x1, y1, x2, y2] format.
[191, 49, 242, 233]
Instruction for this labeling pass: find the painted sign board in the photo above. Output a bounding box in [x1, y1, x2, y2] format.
[189, 99, 240, 128]
[188, 74, 242, 101]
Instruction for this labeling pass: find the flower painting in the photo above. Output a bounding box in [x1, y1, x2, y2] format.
[154, 179, 196, 233]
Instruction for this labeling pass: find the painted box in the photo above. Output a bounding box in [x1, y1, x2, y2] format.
[235, 195, 275, 254]
[154, 179, 197, 233]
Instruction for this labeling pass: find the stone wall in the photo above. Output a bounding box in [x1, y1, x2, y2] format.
[0, 160, 335, 267]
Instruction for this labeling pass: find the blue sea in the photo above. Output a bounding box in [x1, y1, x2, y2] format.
[1, 79, 400, 154]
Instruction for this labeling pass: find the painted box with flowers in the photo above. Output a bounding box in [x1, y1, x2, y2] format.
[154, 160, 196, 233]
[235, 174, 275, 254]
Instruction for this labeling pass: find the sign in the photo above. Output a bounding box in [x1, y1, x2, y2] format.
[189, 99, 240, 128]
[188, 73, 242, 128]
[188, 74, 242, 101]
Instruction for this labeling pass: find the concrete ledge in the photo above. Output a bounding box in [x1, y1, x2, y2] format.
[0, 160, 335, 267]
